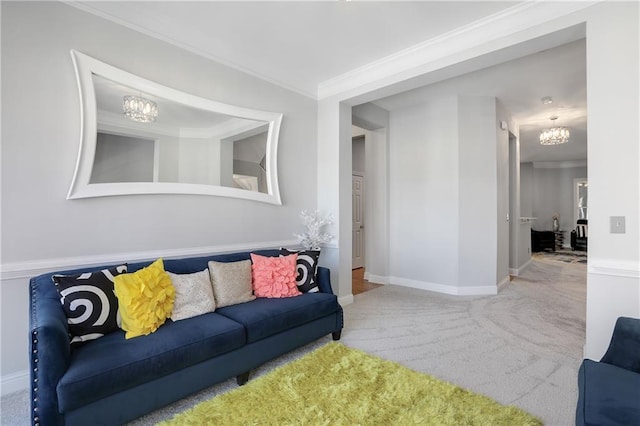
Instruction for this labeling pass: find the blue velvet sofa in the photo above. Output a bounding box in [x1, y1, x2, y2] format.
[576, 316, 640, 425]
[29, 249, 343, 425]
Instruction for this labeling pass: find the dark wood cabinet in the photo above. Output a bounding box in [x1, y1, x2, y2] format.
[531, 230, 556, 252]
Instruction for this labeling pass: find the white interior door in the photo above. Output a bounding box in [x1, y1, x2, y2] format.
[352, 173, 365, 269]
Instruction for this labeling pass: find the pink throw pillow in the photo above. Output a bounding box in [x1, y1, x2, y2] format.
[251, 253, 302, 298]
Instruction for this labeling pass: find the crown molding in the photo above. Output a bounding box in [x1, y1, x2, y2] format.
[63, 1, 317, 100]
[317, 1, 599, 100]
[65, 0, 601, 102]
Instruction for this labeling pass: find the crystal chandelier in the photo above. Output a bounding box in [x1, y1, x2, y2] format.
[539, 116, 570, 145]
[123, 95, 158, 123]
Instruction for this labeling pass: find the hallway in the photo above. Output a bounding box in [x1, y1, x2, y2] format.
[352, 268, 383, 295]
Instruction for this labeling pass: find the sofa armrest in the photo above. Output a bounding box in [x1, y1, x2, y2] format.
[30, 276, 70, 425]
[316, 267, 334, 294]
[600, 316, 640, 373]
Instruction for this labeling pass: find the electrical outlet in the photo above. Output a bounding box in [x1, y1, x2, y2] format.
[610, 216, 626, 234]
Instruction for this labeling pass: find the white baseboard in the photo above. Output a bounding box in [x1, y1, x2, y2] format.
[1, 370, 29, 396]
[497, 276, 510, 292]
[509, 258, 533, 277]
[338, 294, 354, 306]
[359, 273, 498, 296]
[457, 284, 498, 296]
[0, 239, 299, 280]
[388, 276, 497, 296]
[364, 273, 389, 285]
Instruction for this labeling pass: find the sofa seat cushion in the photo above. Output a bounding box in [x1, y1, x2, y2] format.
[577, 359, 640, 426]
[57, 312, 245, 413]
[216, 292, 339, 343]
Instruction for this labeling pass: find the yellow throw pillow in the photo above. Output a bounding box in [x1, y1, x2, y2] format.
[114, 258, 175, 339]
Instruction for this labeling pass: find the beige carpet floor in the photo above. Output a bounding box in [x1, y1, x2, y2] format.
[0, 256, 585, 425]
[344, 257, 586, 426]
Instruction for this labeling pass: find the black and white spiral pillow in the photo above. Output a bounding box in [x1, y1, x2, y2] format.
[52, 265, 127, 344]
[280, 248, 320, 293]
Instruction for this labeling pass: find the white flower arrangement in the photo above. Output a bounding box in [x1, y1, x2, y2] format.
[294, 210, 333, 250]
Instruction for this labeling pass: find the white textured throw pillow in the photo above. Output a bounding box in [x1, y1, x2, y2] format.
[167, 269, 216, 321]
[208, 260, 256, 308]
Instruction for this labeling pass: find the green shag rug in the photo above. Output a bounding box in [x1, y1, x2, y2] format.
[159, 343, 542, 425]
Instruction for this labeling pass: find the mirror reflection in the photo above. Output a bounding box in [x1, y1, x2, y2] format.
[68, 50, 282, 204]
[92, 75, 269, 194]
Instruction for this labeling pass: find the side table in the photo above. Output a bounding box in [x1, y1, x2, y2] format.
[554, 231, 565, 250]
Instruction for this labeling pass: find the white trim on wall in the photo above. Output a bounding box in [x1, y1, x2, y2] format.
[509, 257, 533, 277]
[317, 2, 596, 99]
[588, 258, 640, 279]
[1, 370, 29, 396]
[389, 276, 498, 296]
[0, 239, 298, 280]
[338, 294, 354, 306]
[364, 272, 389, 284]
[497, 276, 510, 292]
[363, 274, 505, 295]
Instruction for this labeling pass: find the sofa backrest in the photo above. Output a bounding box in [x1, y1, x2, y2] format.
[132, 249, 281, 274]
[39, 249, 281, 278]
[31, 249, 282, 301]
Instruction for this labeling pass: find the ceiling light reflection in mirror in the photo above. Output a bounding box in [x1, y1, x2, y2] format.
[68, 50, 282, 204]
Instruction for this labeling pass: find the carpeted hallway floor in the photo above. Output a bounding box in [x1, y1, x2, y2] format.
[1, 256, 585, 425]
[344, 257, 586, 425]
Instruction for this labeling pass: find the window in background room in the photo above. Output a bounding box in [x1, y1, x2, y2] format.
[574, 179, 588, 222]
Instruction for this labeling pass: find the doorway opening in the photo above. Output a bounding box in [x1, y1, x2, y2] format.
[351, 133, 369, 295]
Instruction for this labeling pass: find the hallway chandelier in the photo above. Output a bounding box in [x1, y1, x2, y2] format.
[123, 95, 158, 123]
[540, 115, 570, 145]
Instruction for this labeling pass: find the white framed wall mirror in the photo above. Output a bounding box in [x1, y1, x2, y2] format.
[68, 50, 283, 204]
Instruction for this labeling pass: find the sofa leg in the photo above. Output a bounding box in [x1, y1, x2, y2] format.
[332, 330, 342, 341]
[236, 371, 250, 386]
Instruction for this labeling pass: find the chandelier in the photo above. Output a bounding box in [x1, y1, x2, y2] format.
[123, 95, 158, 123]
[540, 116, 569, 145]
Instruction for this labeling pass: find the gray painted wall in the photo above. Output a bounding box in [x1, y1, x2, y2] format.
[520, 162, 534, 261]
[494, 101, 513, 281]
[1, 1, 317, 379]
[520, 163, 534, 218]
[390, 96, 460, 287]
[388, 95, 509, 292]
[352, 137, 365, 173]
[352, 103, 391, 282]
[458, 96, 499, 288]
[519, 164, 587, 251]
[529, 164, 587, 244]
[520, 163, 586, 253]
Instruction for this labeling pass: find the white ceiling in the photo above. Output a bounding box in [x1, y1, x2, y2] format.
[72, 1, 587, 163]
[70, 1, 519, 98]
[373, 39, 587, 163]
